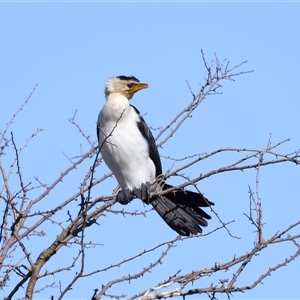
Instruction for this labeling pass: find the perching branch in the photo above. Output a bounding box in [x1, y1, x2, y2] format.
[1, 52, 299, 300]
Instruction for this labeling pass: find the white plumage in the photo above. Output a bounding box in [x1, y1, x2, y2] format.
[97, 75, 213, 236]
[98, 92, 156, 190]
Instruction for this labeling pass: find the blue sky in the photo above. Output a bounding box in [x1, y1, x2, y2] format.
[1, 2, 300, 299]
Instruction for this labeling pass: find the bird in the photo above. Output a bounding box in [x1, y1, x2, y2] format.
[97, 75, 213, 236]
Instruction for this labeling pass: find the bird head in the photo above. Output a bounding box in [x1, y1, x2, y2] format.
[105, 75, 149, 100]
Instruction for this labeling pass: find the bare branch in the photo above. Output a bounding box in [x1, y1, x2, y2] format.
[1, 53, 298, 300]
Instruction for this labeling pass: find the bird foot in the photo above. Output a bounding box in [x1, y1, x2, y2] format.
[116, 188, 135, 205]
[132, 182, 151, 204]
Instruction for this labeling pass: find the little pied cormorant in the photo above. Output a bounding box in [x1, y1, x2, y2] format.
[97, 75, 213, 236]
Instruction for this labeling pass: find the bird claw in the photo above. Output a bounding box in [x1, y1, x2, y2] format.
[132, 182, 151, 204]
[116, 188, 134, 205]
[117, 182, 152, 205]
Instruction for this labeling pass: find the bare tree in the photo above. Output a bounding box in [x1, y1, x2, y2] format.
[1, 52, 299, 300]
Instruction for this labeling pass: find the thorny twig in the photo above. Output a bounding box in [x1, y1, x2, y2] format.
[1, 53, 299, 300]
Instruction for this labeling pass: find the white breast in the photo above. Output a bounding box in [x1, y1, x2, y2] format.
[98, 94, 156, 190]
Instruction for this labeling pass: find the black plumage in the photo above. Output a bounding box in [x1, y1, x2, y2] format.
[117, 75, 140, 82]
[131, 105, 213, 236]
[99, 75, 213, 236]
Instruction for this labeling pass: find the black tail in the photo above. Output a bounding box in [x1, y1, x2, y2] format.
[150, 184, 214, 236]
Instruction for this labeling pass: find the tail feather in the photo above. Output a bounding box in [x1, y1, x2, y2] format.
[150, 184, 214, 236]
[163, 183, 214, 207]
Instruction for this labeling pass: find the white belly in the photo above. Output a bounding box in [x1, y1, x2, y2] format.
[99, 107, 156, 190]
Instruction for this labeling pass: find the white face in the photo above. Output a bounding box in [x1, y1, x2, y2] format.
[105, 77, 148, 99]
[105, 78, 128, 96]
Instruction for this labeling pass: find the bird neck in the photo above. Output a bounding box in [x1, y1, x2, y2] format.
[104, 93, 130, 122]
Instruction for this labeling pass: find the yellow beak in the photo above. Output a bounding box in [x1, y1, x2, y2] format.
[128, 83, 149, 97]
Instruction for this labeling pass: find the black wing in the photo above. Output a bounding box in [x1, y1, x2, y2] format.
[96, 123, 99, 142]
[131, 105, 162, 177]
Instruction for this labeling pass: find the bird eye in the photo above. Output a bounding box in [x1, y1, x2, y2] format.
[127, 83, 134, 88]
